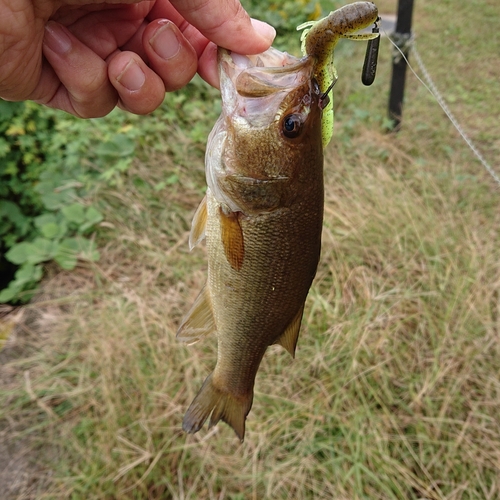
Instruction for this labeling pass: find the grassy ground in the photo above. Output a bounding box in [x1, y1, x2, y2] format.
[1, 0, 500, 498]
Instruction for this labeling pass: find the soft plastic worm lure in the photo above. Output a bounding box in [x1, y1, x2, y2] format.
[298, 2, 380, 147]
[362, 18, 380, 86]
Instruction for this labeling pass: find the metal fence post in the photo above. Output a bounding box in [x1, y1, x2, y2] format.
[388, 0, 415, 130]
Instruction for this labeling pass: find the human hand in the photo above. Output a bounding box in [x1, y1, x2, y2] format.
[0, 0, 275, 117]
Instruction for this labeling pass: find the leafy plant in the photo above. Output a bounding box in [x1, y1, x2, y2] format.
[0, 100, 128, 303]
[0, 203, 102, 303]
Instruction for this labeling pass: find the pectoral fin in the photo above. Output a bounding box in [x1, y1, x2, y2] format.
[189, 195, 207, 250]
[274, 304, 305, 358]
[219, 207, 244, 271]
[177, 285, 215, 345]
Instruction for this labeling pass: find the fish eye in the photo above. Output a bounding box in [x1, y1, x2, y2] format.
[282, 114, 303, 139]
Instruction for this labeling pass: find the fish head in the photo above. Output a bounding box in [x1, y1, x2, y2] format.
[206, 47, 324, 214]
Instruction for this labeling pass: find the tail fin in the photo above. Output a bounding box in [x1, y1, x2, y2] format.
[182, 373, 253, 442]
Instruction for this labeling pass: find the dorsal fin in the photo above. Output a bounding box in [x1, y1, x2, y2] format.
[219, 207, 245, 271]
[274, 304, 305, 358]
[189, 196, 207, 250]
[177, 286, 215, 345]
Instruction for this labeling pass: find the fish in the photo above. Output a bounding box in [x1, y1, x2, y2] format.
[177, 2, 379, 441]
[177, 48, 324, 442]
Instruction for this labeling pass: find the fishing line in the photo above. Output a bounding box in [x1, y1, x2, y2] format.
[382, 27, 500, 187]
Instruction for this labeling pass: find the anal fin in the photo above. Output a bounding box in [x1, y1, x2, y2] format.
[177, 285, 215, 345]
[274, 304, 305, 358]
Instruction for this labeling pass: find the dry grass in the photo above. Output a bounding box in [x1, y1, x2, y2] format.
[1, 0, 500, 498]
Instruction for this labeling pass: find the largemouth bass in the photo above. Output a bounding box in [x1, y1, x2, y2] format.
[178, 2, 379, 441]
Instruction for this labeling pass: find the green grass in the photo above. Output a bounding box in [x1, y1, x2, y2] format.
[1, 0, 500, 498]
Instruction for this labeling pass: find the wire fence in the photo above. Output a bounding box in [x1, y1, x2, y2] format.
[386, 31, 500, 187]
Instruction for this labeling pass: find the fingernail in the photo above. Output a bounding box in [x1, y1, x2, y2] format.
[117, 60, 145, 91]
[44, 21, 72, 55]
[150, 21, 181, 60]
[250, 19, 276, 44]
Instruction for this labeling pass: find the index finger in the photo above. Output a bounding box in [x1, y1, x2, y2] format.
[160, 0, 275, 54]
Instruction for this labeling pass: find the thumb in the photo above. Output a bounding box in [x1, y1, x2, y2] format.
[169, 0, 275, 54]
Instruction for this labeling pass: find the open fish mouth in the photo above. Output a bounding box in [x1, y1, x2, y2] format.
[218, 47, 315, 127]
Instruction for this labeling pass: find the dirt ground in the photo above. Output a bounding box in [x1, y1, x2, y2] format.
[0, 304, 54, 499]
[0, 432, 44, 499]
